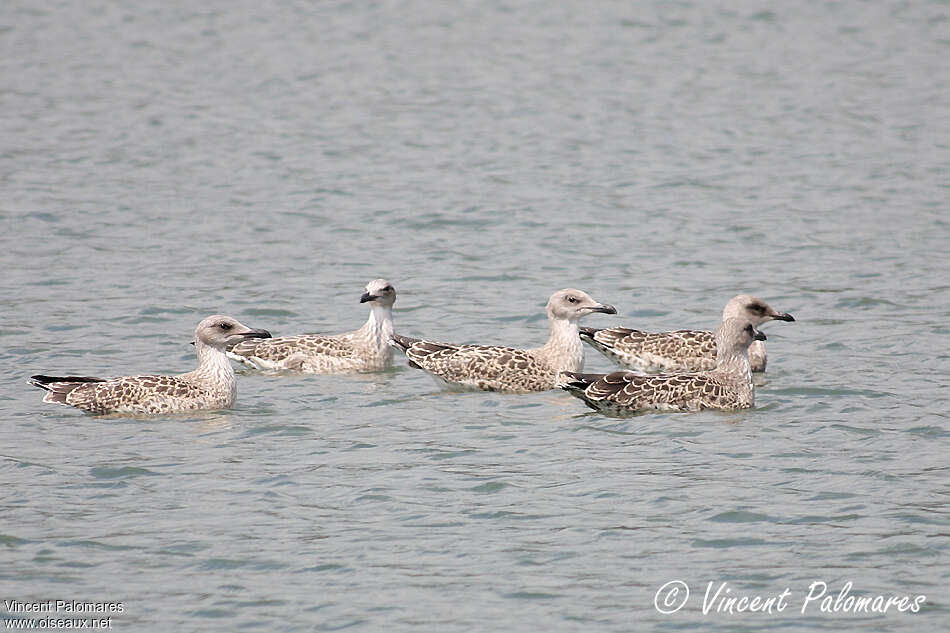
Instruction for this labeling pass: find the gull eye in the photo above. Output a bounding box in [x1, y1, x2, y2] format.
[218, 322, 234, 331]
[750, 303, 766, 314]
[381, 286, 392, 292]
[567, 296, 578, 304]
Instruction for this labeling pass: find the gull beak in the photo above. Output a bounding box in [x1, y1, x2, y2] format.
[753, 328, 767, 341]
[588, 303, 617, 315]
[240, 328, 272, 340]
[360, 292, 377, 304]
[773, 312, 795, 322]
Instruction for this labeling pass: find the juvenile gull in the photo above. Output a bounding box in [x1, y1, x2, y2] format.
[560, 317, 766, 415]
[227, 279, 396, 373]
[29, 315, 271, 415]
[390, 289, 616, 393]
[580, 294, 794, 373]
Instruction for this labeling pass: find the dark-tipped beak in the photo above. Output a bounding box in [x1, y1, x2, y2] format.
[774, 312, 795, 322]
[241, 328, 272, 339]
[590, 303, 617, 315]
[753, 328, 767, 341]
[360, 292, 377, 304]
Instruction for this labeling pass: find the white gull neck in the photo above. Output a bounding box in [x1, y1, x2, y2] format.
[536, 316, 585, 374]
[715, 346, 752, 376]
[354, 302, 395, 365]
[187, 340, 238, 403]
[713, 345, 754, 406]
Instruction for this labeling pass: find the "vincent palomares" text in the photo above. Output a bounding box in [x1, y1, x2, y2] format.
[4, 601, 124, 615]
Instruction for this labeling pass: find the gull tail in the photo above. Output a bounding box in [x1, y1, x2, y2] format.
[557, 371, 601, 394]
[389, 333, 421, 352]
[29, 375, 105, 406]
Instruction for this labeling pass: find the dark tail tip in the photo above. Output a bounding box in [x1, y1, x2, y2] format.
[558, 371, 599, 392]
[29, 375, 52, 391]
[389, 333, 419, 352]
[578, 327, 601, 340]
[30, 375, 105, 388]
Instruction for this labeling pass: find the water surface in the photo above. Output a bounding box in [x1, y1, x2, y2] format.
[2, 1, 948, 631]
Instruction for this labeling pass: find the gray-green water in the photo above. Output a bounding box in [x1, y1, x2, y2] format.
[2, 1, 948, 631]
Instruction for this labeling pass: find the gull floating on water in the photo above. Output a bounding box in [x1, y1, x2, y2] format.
[29, 315, 271, 415]
[390, 288, 616, 393]
[227, 279, 397, 373]
[561, 317, 766, 415]
[580, 294, 794, 373]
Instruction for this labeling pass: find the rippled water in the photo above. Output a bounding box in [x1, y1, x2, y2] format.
[2, 1, 948, 631]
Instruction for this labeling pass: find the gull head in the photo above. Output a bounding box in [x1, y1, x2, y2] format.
[722, 294, 795, 326]
[194, 315, 272, 350]
[360, 278, 397, 308]
[546, 288, 617, 322]
[715, 317, 767, 357]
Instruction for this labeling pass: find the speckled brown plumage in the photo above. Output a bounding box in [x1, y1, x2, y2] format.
[581, 327, 717, 371]
[30, 374, 222, 414]
[580, 294, 794, 372]
[391, 336, 564, 392]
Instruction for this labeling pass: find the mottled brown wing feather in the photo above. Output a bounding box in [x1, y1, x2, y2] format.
[405, 342, 554, 391]
[230, 334, 358, 362]
[66, 376, 206, 414]
[568, 370, 740, 413]
[606, 329, 714, 359]
[615, 373, 714, 407]
[582, 326, 717, 371]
